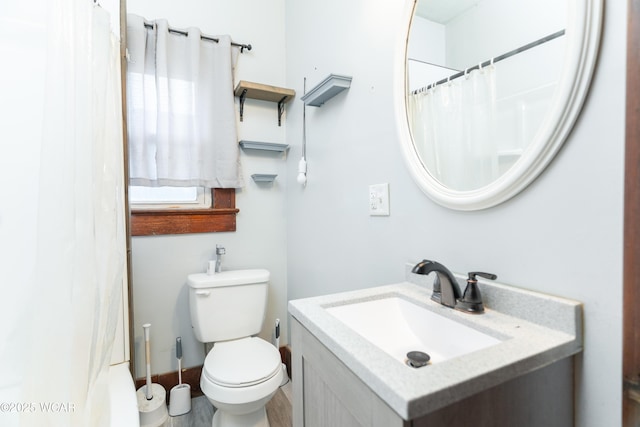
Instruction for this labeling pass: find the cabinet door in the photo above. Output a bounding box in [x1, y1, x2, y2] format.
[291, 319, 406, 427]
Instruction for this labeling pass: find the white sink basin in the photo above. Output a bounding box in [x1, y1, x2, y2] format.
[326, 296, 501, 366]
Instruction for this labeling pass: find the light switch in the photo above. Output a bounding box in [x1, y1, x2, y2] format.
[369, 183, 390, 216]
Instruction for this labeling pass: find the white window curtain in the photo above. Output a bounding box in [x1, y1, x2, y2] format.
[126, 14, 243, 188]
[408, 66, 499, 191]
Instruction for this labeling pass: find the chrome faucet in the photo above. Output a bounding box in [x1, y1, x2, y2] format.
[412, 259, 461, 308]
[215, 244, 226, 273]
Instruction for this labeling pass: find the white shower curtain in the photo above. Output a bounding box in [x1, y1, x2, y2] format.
[409, 66, 499, 191]
[126, 14, 243, 188]
[13, 1, 126, 426]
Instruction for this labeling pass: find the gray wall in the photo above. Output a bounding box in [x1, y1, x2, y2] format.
[284, 1, 624, 426]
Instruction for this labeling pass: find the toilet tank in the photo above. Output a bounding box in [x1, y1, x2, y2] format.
[187, 269, 270, 343]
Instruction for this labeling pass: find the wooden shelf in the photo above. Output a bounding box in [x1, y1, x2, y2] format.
[234, 81, 295, 103]
[234, 81, 295, 125]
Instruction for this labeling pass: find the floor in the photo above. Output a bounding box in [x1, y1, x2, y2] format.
[166, 380, 293, 427]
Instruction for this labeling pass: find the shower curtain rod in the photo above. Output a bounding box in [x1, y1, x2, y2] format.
[412, 29, 565, 94]
[143, 22, 252, 53]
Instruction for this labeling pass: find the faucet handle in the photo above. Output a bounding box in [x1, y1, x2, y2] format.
[468, 271, 497, 281]
[455, 271, 497, 314]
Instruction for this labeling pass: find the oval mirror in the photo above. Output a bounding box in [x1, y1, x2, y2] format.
[395, 0, 602, 210]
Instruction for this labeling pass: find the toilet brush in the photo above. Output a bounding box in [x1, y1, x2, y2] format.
[275, 319, 289, 386]
[136, 323, 168, 427]
[169, 337, 191, 416]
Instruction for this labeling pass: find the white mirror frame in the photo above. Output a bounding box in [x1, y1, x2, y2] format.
[394, 0, 603, 211]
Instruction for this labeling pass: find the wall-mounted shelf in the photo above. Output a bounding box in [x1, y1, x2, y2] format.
[251, 174, 277, 183]
[239, 140, 289, 152]
[301, 74, 352, 107]
[234, 81, 295, 126]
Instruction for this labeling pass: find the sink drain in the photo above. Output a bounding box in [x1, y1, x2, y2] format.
[406, 351, 431, 368]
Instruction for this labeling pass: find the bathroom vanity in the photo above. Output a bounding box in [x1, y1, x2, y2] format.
[288, 266, 582, 426]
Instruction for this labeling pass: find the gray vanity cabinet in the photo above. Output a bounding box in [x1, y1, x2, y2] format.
[291, 317, 574, 427]
[291, 318, 407, 427]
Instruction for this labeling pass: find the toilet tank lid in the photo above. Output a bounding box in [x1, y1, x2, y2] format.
[188, 269, 270, 289]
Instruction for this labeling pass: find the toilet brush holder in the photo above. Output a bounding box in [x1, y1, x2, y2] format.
[137, 323, 168, 427]
[137, 384, 168, 427]
[169, 337, 191, 416]
[280, 363, 289, 387]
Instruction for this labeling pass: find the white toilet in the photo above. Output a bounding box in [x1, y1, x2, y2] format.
[188, 269, 283, 427]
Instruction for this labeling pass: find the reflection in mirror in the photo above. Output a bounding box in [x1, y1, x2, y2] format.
[406, 0, 566, 191]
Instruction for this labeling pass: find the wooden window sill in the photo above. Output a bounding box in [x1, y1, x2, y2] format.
[131, 188, 238, 236]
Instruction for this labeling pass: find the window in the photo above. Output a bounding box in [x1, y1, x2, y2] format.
[129, 186, 211, 209]
[130, 188, 238, 236]
[125, 17, 242, 236]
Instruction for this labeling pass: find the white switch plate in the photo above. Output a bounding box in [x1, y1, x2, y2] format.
[369, 183, 390, 216]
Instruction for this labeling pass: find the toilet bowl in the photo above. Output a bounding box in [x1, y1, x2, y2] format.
[202, 337, 282, 426]
[188, 269, 282, 427]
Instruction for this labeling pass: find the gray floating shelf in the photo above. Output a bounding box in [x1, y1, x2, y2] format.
[239, 140, 289, 152]
[251, 174, 277, 183]
[302, 74, 352, 107]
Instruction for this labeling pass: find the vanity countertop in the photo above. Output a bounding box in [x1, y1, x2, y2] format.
[288, 266, 583, 420]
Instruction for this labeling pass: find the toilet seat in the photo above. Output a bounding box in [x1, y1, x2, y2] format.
[203, 337, 281, 388]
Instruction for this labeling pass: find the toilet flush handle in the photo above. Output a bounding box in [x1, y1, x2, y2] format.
[195, 290, 210, 297]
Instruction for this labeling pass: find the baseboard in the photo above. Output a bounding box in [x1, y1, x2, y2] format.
[135, 345, 292, 401]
